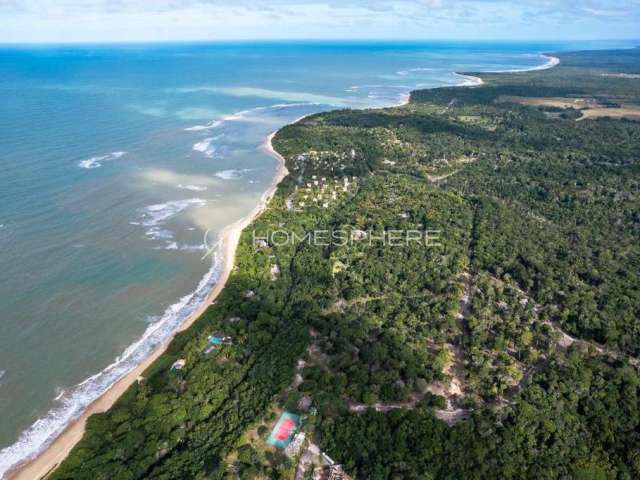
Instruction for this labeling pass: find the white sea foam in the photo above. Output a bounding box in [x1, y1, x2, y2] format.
[156, 242, 206, 252]
[174, 86, 345, 106]
[192, 138, 216, 157]
[184, 103, 323, 132]
[180, 244, 206, 252]
[177, 184, 208, 192]
[53, 388, 65, 401]
[192, 138, 213, 152]
[347, 84, 411, 91]
[215, 170, 243, 180]
[397, 67, 435, 76]
[214, 168, 257, 180]
[344, 85, 415, 107]
[142, 199, 206, 227]
[140, 199, 207, 240]
[144, 227, 174, 241]
[0, 240, 225, 479]
[78, 151, 127, 169]
[184, 120, 223, 131]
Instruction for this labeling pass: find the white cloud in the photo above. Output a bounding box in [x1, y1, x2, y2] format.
[583, 6, 628, 17]
[0, 0, 639, 42]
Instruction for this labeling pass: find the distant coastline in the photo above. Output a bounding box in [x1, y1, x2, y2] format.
[4, 51, 559, 480]
[453, 54, 561, 88]
[502, 54, 560, 72]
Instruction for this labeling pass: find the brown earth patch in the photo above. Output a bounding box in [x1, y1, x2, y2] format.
[577, 107, 640, 121]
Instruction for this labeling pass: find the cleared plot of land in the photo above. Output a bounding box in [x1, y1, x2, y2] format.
[496, 95, 640, 122]
[496, 95, 598, 109]
[576, 106, 640, 121]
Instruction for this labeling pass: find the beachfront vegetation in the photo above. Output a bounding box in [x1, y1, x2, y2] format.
[51, 47, 640, 479]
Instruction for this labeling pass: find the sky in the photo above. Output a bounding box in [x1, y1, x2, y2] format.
[0, 0, 639, 43]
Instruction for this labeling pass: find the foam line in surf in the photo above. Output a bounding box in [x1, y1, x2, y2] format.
[78, 151, 127, 169]
[184, 102, 324, 132]
[139, 198, 207, 241]
[214, 168, 258, 180]
[177, 184, 208, 192]
[155, 242, 207, 252]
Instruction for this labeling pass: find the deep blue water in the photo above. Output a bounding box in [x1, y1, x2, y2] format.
[0, 40, 635, 476]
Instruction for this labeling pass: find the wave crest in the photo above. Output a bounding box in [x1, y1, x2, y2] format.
[78, 151, 127, 169]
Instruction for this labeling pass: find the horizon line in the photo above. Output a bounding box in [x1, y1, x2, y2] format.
[0, 38, 639, 48]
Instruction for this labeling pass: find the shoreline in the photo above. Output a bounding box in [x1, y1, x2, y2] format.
[7, 133, 289, 480]
[452, 54, 561, 88]
[6, 51, 556, 480]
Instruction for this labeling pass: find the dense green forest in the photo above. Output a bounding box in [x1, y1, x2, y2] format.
[50, 48, 640, 479]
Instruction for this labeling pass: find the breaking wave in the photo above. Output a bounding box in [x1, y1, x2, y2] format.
[139, 199, 207, 241]
[155, 242, 207, 252]
[177, 184, 208, 192]
[78, 151, 127, 169]
[192, 138, 216, 158]
[214, 168, 258, 180]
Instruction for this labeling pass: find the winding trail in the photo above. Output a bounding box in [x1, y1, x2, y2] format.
[546, 319, 639, 367]
[427, 170, 460, 183]
[346, 272, 474, 425]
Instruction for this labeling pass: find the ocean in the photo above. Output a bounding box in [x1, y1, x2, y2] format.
[0, 40, 634, 476]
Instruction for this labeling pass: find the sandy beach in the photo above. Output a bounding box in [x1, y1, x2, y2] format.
[499, 54, 560, 73]
[453, 55, 561, 88]
[7, 133, 289, 480]
[454, 73, 485, 87]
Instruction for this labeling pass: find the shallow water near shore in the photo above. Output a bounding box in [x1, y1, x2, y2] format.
[0, 39, 635, 476]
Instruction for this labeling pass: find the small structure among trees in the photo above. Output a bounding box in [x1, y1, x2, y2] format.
[314, 465, 352, 480]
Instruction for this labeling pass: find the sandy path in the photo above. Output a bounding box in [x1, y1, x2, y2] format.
[8, 134, 288, 480]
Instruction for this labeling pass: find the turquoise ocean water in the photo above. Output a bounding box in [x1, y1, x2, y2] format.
[0, 40, 634, 476]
